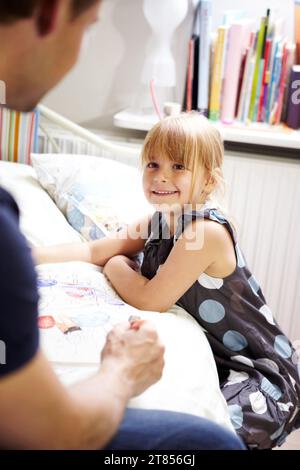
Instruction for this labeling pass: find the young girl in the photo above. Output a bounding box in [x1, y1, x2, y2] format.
[34, 113, 300, 449]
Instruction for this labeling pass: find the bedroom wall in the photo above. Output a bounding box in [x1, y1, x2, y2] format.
[42, 0, 295, 129]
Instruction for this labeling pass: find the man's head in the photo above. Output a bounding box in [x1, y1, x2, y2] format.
[0, 0, 101, 111]
[0, 1, 99, 23]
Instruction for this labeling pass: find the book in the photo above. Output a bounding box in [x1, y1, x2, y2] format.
[295, 0, 300, 63]
[238, 33, 258, 123]
[267, 42, 283, 124]
[236, 32, 255, 121]
[242, 56, 256, 122]
[248, 14, 269, 121]
[183, 4, 200, 112]
[286, 65, 300, 129]
[281, 43, 296, 122]
[235, 48, 247, 118]
[274, 44, 293, 124]
[253, 10, 270, 121]
[186, 38, 195, 112]
[221, 20, 253, 124]
[209, 25, 229, 121]
[192, 35, 200, 110]
[257, 38, 271, 121]
[197, 0, 212, 116]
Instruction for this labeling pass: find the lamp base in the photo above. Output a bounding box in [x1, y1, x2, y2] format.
[113, 109, 159, 131]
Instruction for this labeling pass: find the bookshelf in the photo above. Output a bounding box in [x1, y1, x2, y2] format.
[114, 1, 300, 157]
[113, 109, 300, 158]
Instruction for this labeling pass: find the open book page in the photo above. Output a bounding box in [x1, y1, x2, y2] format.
[37, 262, 159, 364]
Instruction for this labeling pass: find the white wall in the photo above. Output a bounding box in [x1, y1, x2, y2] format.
[43, 0, 193, 126]
[42, 0, 295, 128]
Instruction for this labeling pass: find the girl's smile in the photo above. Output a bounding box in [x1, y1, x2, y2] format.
[151, 190, 179, 196]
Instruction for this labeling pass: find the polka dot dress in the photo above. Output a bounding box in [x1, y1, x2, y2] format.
[141, 209, 300, 449]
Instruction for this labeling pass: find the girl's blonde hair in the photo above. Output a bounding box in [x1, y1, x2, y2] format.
[141, 112, 226, 208]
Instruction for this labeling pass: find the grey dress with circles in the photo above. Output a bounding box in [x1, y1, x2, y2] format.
[141, 209, 300, 449]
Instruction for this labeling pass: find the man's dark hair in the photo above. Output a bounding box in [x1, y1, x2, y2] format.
[0, 0, 99, 24]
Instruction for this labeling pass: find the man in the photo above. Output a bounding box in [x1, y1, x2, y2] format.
[0, 0, 244, 450]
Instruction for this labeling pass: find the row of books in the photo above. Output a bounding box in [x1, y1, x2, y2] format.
[183, 2, 300, 130]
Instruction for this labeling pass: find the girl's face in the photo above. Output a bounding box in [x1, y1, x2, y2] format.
[142, 154, 207, 212]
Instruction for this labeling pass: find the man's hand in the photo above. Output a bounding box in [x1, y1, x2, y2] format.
[101, 321, 165, 398]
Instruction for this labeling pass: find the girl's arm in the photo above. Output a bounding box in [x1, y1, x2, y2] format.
[32, 215, 151, 266]
[104, 219, 235, 312]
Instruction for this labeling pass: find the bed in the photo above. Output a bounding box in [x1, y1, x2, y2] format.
[0, 107, 235, 433]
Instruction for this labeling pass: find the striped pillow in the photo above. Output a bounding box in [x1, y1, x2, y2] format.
[0, 105, 39, 165]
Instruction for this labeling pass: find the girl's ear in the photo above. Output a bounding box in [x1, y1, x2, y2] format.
[205, 168, 221, 194]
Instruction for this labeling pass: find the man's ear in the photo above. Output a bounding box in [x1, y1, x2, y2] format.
[35, 0, 60, 37]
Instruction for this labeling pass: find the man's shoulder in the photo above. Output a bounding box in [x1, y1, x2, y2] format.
[0, 186, 35, 282]
[0, 186, 19, 207]
[0, 187, 20, 227]
[0, 188, 23, 249]
[0, 188, 39, 378]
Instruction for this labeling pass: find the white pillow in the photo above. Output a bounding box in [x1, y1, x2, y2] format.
[0, 161, 82, 246]
[36, 261, 234, 433]
[31, 154, 152, 240]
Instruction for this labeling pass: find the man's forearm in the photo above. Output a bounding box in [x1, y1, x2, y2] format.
[0, 350, 133, 450]
[67, 362, 133, 450]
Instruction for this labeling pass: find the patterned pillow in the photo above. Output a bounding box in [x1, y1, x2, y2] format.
[32, 153, 152, 241]
[66, 194, 123, 240]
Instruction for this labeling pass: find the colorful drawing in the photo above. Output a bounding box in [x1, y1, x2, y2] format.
[38, 315, 56, 329]
[36, 264, 145, 363]
[55, 313, 82, 335]
[106, 299, 125, 306]
[38, 313, 81, 334]
[64, 286, 96, 299]
[37, 279, 58, 288]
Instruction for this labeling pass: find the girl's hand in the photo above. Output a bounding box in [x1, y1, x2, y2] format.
[103, 255, 139, 278]
[116, 255, 140, 271]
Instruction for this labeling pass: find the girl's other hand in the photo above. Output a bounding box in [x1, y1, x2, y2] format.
[103, 255, 140, 277]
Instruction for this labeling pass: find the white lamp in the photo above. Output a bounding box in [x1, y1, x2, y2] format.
[142, 0, 188, 88]
[114, 0, 188, 131]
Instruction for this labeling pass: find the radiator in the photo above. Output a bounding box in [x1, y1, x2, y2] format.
[223, 153, 300, 342]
